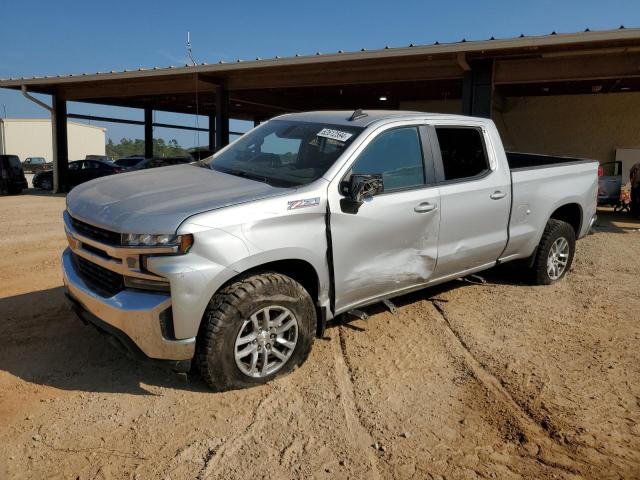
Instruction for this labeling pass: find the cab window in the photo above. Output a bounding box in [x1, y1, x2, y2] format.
[435, 127, 489, 181]
[351, 127, 425, 191]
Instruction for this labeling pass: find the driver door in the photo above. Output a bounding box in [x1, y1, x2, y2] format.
[328, 123, 441, 313]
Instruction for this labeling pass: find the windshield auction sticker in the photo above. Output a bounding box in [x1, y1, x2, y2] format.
[317, 128, 353, 143]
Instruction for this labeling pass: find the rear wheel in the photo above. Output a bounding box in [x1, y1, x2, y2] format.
[196, 272, 316, 391]
[40, 177, 52, 190]
[530, 219, 576, 285]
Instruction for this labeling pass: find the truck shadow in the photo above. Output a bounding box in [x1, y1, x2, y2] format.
[1, 278, 514, 395]
[0, 286, 210, 395]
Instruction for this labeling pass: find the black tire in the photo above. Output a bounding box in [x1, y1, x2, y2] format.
[196, 272, 316, 391]
[40, 177, 52, 190]
[531, 219, 576, 285]
[7, 186, 22, 195]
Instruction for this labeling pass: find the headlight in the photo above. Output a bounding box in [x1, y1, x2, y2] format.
[121, 233, 193, 253]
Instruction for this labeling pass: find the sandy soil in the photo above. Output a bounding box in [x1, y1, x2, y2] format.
[1, 194, 639, 479]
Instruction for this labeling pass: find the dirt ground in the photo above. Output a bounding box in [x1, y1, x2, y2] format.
[1, 192, 639, 479]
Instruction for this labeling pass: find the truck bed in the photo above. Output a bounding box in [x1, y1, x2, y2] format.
[499, 154, 599, 262]
[506, 152, 596, 170]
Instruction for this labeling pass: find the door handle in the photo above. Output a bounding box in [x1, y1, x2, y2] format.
[490, 191, 507, 200]
[414, 202, 437, 213]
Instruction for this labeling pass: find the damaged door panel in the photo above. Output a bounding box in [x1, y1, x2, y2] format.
[328, 124, 441, 313]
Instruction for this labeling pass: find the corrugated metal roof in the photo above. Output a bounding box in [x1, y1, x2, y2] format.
[0, 26, 638, 86]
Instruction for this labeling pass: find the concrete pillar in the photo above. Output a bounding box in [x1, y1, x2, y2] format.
[144, 108, 153, 158]
[52, 95, 68, 193]
[215, 86, 230, 150]
[462, 58, 494, 118]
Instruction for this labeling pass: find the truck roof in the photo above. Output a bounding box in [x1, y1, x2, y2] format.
[275, 110, 486, 128]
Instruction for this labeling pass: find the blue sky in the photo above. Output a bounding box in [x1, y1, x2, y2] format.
[1, 0, 639, 150]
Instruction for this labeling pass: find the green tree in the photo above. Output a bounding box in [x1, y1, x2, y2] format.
[106, 137, 189, 159]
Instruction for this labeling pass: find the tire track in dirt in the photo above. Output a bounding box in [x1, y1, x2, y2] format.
[428, 299, 594, 477]
[194, 391, 279, 479]
[331, 326, 382, 480]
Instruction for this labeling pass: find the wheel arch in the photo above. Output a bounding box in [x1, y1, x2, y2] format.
[228, 258, 321, 306]
[201, 256, 326, 339]
[548, 202, 583, 237]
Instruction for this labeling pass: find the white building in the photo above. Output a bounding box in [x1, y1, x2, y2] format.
[0, 118, 106, 161]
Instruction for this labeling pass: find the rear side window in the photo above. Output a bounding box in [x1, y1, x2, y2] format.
[351, 127, 425, 191]
[8, 156, 21, 169]
[435, 127, 489, 181]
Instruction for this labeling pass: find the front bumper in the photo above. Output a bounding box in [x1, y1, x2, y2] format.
[62, 248, 195, 361]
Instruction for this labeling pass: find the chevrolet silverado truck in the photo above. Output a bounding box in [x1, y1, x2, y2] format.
[62, 110, 598, 390]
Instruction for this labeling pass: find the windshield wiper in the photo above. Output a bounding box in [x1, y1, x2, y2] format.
[213, 166, 272, 185]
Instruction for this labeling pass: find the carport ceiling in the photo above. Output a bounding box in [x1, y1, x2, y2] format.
[2, 27, 640, 120]
[73, 79, 464, 117]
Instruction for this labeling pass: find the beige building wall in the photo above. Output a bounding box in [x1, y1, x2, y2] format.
[492, 92, 640, 163]
[402, 92, 640, 164]
[0, 119, 106, 161]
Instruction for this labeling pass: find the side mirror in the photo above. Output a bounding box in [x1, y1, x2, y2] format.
[342, 174, 384, 203]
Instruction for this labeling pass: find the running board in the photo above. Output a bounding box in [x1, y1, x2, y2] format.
[381, 298, 398, 314]
[347, 309, 369, 322]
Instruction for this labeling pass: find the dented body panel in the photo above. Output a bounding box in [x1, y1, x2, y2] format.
[61, 110, 598, 361]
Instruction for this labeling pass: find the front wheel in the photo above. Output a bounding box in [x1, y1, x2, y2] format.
[196, 273, 316, 391]
[530, 219, 576, 285]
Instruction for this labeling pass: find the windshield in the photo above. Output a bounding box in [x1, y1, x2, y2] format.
[201, 120, 363, 187]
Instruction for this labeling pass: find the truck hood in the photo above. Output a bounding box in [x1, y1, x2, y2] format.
[66, 164, 289, 233]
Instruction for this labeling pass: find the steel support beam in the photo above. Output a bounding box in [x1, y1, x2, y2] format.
[462, 58, 494, 118]
[208, 113, 216, 151]
[52, 95, 68, 193]
[144, 108, 153, 158]
[215, 86, 230, 149]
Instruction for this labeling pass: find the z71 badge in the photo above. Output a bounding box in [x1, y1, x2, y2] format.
[287, 197, 320, 210]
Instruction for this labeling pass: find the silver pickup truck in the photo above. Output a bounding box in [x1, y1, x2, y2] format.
[62, 110, 598, 390]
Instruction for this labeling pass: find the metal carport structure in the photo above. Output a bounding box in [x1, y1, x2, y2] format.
[2, 27, 640, 192]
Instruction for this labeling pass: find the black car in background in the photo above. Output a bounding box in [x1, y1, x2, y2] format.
[114, 156, 192, 171]
[33, 159, 123, 190]
[113, 156, 146, 169]
[0, 154, 28, 194]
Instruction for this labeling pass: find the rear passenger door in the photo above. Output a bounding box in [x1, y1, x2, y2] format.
[429, 125, 511, 279]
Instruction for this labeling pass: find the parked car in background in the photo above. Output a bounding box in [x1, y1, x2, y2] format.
[0, 154, 28, 194]
[22, 156, 52, 173]
[114, 156, 146, 170]
[597, 161, 622, 206]
[33, 159, 122, 190]
[62, 110, 598, 391]
[115, 156, 192, 171]
[85, 155, 112, 162]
